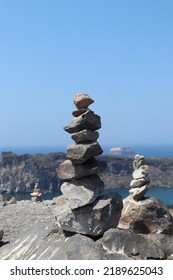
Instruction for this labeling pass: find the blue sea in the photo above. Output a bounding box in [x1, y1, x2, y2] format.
[1, 144, 173, 158]
[3, 187, 173, 206]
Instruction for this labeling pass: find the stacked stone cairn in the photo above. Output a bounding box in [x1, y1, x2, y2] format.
[55, 93, 123, 237]
[31, 183, 42, 202]
[119, 154, 173, 234]
[129, 154, 150, 200]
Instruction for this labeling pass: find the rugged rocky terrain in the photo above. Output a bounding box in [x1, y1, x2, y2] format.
[1, 92, 173, 260]
[0, 199, 173, 260]
[1, 152, 173, 194]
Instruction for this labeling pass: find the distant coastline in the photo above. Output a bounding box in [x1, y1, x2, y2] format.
[1, 144, 173, 158]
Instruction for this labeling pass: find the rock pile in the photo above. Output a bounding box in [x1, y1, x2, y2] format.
[129, 154, 150, 200]
[31, 183, 42, 202]
[55, 93, 123, 236]
[118, 154, 173, 234]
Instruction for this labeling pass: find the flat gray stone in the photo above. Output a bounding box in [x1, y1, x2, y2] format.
[130, 178, 150, 188]
[129, 185, 149, 200]
[60, 175, 104, 209]
[57, 158, 107, 180]
[71, 129, 99, 143]
[64, 110, 101, 134]
[66, 142, 103, 164]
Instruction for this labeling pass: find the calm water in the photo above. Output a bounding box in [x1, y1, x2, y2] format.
[1, 144, 173, 157]
[3, 187, 173, 206]
[115, 187, 173, 206]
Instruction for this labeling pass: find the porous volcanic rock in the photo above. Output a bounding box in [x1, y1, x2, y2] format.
[98, 228, 166, 260]
[118, 196, 173, 234]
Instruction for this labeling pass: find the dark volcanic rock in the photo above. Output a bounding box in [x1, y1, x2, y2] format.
[157, 234, 173, 260]
[53, 192, 123, 236]
[61, 175, 104, 209]
[67, 142, 103, 164]
[98, 228, 166, 260]
[72, 108, 88, 117]
[64, 110, 101, 134]
[50, 234, 108, 260]
[118, 196, 173, 234]
[57, 158, 107, 180]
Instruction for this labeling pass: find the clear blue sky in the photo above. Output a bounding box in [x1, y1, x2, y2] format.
[0, 0, 173, 149]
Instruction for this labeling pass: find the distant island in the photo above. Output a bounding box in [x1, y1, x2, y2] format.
[109, 146, 136, 156]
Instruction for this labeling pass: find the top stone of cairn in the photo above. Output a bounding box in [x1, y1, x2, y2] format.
[73, 93, 94, 109]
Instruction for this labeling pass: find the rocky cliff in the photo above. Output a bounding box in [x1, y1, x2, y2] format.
[0, 152, 173, 194]
[100, 155, 173, 188]
[0, 152, 65, 193]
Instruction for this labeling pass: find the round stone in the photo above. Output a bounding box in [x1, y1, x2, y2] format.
[73, 93, 94, 109]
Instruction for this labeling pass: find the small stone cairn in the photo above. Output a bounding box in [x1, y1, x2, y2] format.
[55, 93, 123, 236]
[31, 183, 42, 202]
[118, 154, 173, 234]
[129, 154, 150, 200]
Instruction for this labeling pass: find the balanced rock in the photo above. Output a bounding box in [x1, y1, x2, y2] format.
[61, 175, 104, 209]
[54, 192, 123, 236]
[133, 154, 145, 169]
[132, 165, 149, 180]
[73, 93, 94, 109]
[129, 154, 150, 200]
[64, 110, 101, 134]
[129, 186, 148, 202]
[118, 196, 173, 235]
[66, 142, 103, 164]
[31, 183, 42, 202]
[55, 93, 119, 237]
[71, 129, 99, 143]
[72, 108, 88, 117]
[57, 158, 107, 180]
[130, 178, 150, 188]
[129, 185, 149, 200]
